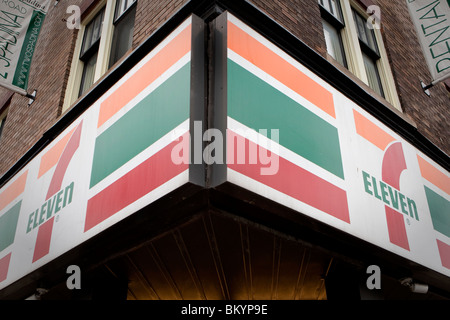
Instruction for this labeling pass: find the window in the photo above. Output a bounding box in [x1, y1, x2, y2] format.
[352, 9, 384, 98]
[319, 0, 347, 67]
[79, 8, 105, 96]
[109, 0, 137, 68]
[318, 0, 401, 110]
[319, 0, 343, 21]
[64, 0, 137, 108]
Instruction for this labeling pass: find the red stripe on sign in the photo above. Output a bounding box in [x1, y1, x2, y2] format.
[381, 142, 410, 251]
[84, 133, 189, 232]
[385, 207, 410, 251]
[437, 240, 450, 270]
[0, 253, 12, 282]
[227, 130, 350, 223]
[32, 217, 54, 263]
[46, 122, 83, 200]
[382, 142, 406, 190]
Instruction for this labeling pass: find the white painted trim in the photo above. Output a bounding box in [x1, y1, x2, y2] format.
[95, 0, 117, 80]
[62, 0, 118, 113]
[340, 0, 367, 82]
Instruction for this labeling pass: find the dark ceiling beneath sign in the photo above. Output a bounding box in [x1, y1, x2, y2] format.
[38, 210, 448, 301]
[109, 213, 331, 300]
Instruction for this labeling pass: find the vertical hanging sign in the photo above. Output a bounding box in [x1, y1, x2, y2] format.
[406, 0, 450, 85]
[0, 0, 51, 95]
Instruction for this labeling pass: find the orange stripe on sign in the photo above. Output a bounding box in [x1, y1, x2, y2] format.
[227, 21, 335, 118]
[417, 155, 450, 195]
[97, 24, 192, 128]
[38, 127, 76, 178]
[353, 109, 395, 151]
[0, 170, 28, 211]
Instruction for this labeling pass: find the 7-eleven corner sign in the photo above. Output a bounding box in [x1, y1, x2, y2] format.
[353, 109, 450, 271]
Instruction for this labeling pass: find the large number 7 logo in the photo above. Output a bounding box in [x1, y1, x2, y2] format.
[32, 121, 83, 263]
[382, 142, 410, 251]
[354, 110, 411, 251]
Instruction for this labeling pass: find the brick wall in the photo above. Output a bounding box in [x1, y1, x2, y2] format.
[0, 0, 193, 177]
[0, 0, 82, 176]
[133, 0, 188, 49]
[249, 0, 449, 155]
[0, 0, 448, 178]
[376, 0, 450, 155]
[249, 0, 327, 57]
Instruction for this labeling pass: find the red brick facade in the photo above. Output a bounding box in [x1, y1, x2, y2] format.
[377, 0, 450, 153]
[0, 0, 448, 177]
[0, 0, 82, 176]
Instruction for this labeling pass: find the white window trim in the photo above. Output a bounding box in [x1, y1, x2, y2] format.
[0, 106, 8, 139]
[336, 1, 402, 111]
[0, 107, 7, 120]
[63, 0, 118, 112]
[96, 0, 116, 79]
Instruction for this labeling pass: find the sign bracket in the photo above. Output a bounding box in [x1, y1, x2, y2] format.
[26, 90, 37, 106]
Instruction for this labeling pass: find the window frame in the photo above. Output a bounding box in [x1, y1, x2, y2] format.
[108, 0, 137, 69]
[352, 8, 385, 98]
[78, 7, 106, 97]
[325, 0, 402, 111]
[80, 7, 105, 59]
[319, 0, 344, 23]
[352, 8, 380, 59]
[319, 0, 348, 68]
[113, 0, 137, 23]
[0, 107, 8, 141]
[63, 0, 137, 111]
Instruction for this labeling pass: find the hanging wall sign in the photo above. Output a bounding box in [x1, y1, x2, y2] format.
[0, 0, 52, 95]
[406, 0, 450, 84]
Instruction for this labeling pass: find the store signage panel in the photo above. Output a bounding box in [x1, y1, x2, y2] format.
[225, 13, 450, 277]
[0, 0, 52, 95]
[406, 0, 450, 84]
[0, 17, 193, 290]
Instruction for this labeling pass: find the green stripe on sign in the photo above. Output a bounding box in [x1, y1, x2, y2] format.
[90, 63, 191, 188]
[13, 11, 46, 89]
[228, 60, 344, 179]
[0, 201, 21, 253]
[424, 186, 450, 238]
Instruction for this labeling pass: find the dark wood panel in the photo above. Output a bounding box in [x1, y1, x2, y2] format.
[104, 212, 331, 300]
